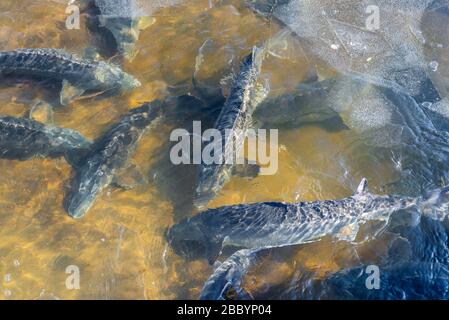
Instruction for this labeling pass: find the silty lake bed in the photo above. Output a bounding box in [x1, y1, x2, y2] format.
[0, 0, 449, 299]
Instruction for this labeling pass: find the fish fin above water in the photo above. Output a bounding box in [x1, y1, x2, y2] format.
[29, 100, 54, 124]
[60, 80, 86, 106]
[112, 164, 148, 190]
[355, 178, 369, 196]
[232, 162, 260, 179]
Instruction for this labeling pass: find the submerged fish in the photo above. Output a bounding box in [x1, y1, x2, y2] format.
[65, 101, 162, 218]
[247, 0, 442, 100]
[200, 200, 449, 300]
[0, 48, 141, 105]
[168, 179, 449, 264]
[84, 0, 155, 60]
[253, 78, 341, 128]
[0, 116, 92, 161]
[200, 249, 261, 300]
[194, 48, 269, 209]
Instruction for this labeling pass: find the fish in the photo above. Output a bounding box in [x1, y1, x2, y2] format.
[0, 115, 92, 161]
[285, 214, 449, 300]
[168, 178, 449, 264]
[199, 249, 261, 300]
[253, 78, 342, 128]
[64, 101, 162, 218]
[193, 47, 269, 210]
[200, 202, 449, 300]
[0, 48, 141, 105]
[83, 0, 155, 60]
[298, 262, 449, 300]
[254, 72, 449, 196]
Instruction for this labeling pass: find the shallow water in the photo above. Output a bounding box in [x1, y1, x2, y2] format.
[0, 0, 448, 300]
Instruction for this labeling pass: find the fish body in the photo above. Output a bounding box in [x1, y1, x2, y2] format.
[168, 179, 432, 264]
[199, 198, 449, 300]
[0, 116, 92, 160]
[0, 48, 140, 105]
[84, 0, 155, 60]
[200, 249, 260, 300]
[194, 48, 268, 209]
[65, 101, 162, 218]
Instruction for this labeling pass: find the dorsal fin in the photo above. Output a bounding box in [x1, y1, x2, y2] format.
[355, 178, 368, 195]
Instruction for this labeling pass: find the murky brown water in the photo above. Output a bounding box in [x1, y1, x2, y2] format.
[0, 0, 444, 300]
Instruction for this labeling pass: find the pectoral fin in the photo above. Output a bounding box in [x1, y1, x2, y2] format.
[136, 16, 155, 30]
[336, 222, 360, 243]
[29, 100, 54, 124]
[60, 80, 85, 106]
[112, 164, 147, 190]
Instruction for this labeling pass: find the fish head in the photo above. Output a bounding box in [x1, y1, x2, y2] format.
[166, 221, 210, 261]
[95, 61, 141, 92]
[99, 16, 142, 60]
[128, 100, 163, 129]
[65, 169, 105, 219]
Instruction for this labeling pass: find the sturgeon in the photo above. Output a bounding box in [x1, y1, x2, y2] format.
[83, 0, 156, 60]
[193, 48, 269, 209]
[65, 101, 162, 218]
[168, 179, 449, 264]
[0, 48, 141, 105]
[0, 116, 91, 161]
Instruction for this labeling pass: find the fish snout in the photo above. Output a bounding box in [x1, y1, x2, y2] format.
[65, 190, 95, 219]
[166, 222, 208, 260]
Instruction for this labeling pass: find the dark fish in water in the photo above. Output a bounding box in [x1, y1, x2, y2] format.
[200, 249, 261, 300]
[255, 72, 449, 197]
[201, 208, 449, 300]
[0, 116, 92, 161]
[65, 101, 162, 218]
[0, 48, 141, 105]
[83, 0, 155, 60]
[246, 0, 442, 101]
[296, 262, 449, 300]
[168, 179, 449, 264]
[203, 256, 449, 300]
[253, 78, 342, 128]
[194, 47, 269, 209]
